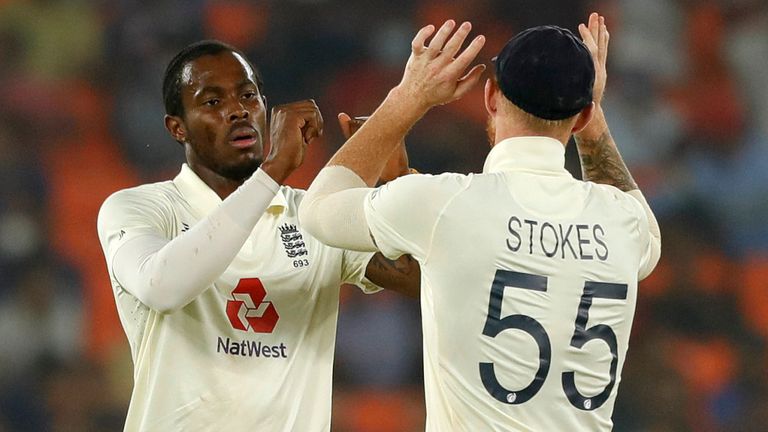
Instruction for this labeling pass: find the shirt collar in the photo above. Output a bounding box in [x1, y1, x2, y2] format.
[482, 136, 570, 176]
[173, 164, 288, 217]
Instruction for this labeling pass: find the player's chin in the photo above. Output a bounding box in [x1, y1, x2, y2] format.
[221, 156, 262, 181]
[227, 144, 262, 162]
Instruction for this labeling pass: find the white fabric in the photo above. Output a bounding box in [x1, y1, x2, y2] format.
[300, 165, 376, 251]
[362, 137, 661, 432]
[626, 189, 662, 279]
[101, 167, 279, 313]
[97, 164, 379, 432]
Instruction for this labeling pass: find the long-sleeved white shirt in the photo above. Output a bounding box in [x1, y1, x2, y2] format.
[97, 164, 379, 431]
[303, 136, 661, 431]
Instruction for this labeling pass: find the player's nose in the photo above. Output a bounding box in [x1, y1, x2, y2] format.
[228, 102, 250, 122]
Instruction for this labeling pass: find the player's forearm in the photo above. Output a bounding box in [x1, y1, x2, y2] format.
[301, 166, 377, 252]
[327, 86, 427, 186]
[378, 143, 412, 185]
[574, 106, 638, 192]
[114, 170, 278, 313]
[574, 107, 660, 277]
[301, 87, 424, 251]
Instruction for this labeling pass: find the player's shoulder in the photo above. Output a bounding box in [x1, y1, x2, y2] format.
[381, 172, 473, 196]
[102, 180, 178, 205]
[585, 182, 645, 219]
[99, 180, 179, 217]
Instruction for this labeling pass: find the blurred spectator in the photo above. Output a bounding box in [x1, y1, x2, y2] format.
[0, 118, 47, 286]
[684, 128, 768, 255]
[335, 288, 421, 388]
[0, 0, 103, 81]
[105, 0, 205, 177]
[407, 109, 488, 174]
[601, 73, 683, 191]
[0, 259, 84, 432]
[0, 259, 83, 384]
[664, 2, 768, 255]
[725, 1, 768, 137]
[611, 0, 684, 82]
[42, 358, 125, 431]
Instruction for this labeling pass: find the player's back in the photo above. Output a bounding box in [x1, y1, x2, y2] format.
[420, 166, 646, 431]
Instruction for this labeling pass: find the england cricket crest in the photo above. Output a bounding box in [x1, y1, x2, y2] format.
[278, 223, 309, 259]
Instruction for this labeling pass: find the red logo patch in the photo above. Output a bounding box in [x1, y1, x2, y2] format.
[226, 278, 279, 333]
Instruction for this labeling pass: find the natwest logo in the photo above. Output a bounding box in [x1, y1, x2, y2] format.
[226, 278, 279, 333]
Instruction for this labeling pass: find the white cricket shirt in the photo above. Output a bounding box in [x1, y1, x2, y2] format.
[364, 137, 659, 432]
[97, 164, 379, 432]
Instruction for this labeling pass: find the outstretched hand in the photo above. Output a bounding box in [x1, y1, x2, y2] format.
[396, 20, 487, 111]
[578, 13, 610, 106]
[320, 20, 483, 187]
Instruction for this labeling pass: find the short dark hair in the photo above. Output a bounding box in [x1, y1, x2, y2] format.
[162, 40, 264, 117]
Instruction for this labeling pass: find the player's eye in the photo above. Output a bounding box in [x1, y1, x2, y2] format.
[204, 98, 220, 106]
[242, 92, 257, 100]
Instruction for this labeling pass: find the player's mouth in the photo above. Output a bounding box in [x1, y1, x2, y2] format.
[228, 127, 259, 149]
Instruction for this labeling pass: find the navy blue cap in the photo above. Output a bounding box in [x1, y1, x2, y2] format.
[494, 25, 595, 120]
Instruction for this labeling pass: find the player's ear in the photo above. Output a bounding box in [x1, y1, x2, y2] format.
[164, 114, 187, 145]
[484, 78, 498, 115]
[571, 102, 595, 134]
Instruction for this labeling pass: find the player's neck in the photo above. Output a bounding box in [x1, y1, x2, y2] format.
[490, 106, 572, 147]
[493, 122, 570, 147]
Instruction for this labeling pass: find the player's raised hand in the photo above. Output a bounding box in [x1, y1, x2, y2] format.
[398, 20, 486, 111]
[262, 100, 323, 183]
[579, 13, 610, 106]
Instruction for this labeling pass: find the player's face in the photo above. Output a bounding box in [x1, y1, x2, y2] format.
[178, 51, 267, 181]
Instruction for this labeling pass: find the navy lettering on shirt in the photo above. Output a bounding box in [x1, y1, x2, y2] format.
[506, 216, 609, 261]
